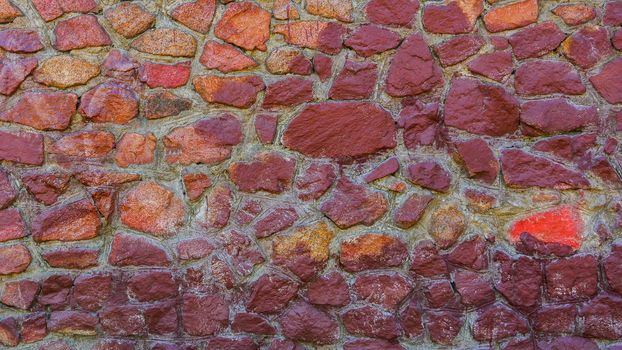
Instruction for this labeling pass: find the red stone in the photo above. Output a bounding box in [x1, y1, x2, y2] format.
[0, 0, 21, 23]
[115, 132, 156, 168]
[515, 60, 585, 96]
[434, 34, 484, 66]
[280, 302, 339, 344]
[509, 206, 583, 250]
[340, 233, 407, 272]
[144, 301, 177, 336]
[472, 303, 529, 341]
[454, 270, 495, 307]
[145, 91, 192, 119]
[532, 305, 577, 334]
[509, 21, 566, 60]
[427, 311, 463, 345]
[296, 163, 336, 201]
[254, 207, 298, 238]
[561, 26, 611, 69]
[329, 60, 377, 100]
[182, 173, 211, 201]
[422, 0, 483, 34]
[32, 0, 96, 21]
[21, 313, 47, 343]
[222, 231, 264, 275]
[51, 131, 114, 161]
[493, 252, 542, 310]
[0, 131, 44, 165]
[273, 21, 345, 54]
[447, 236, 488, 270]
[49, 310, 97, 335]
[545, 255, 598, 302]
[131, 28, 197, 57]
[321, 177, 388, 228]
[0, 57, 37, 95]
[139, 61, 191, 89]
[0, 317, 19, 346]
[590, 57, 622, 104]
[604, 243, 622, 295]
[407, 160, 451, 192]
[533, 133, 596, 164]
[100, 305, 145, 336]
[483, 0, 538, 32]
[32, 198, 101, 242]
[537, 336, 600, 350]
[424, 280, 459, 308]
[229, 153, 295, 193]
[344, 339, 405, 350]
[171, 0, 216, 34]
[266, 47, 312, 75]
[354, 272, 412, 310]
[580, 293, 622, 339]
[385, 33, 443, 97]
[214, 2, 271, 51]
[104, 2, 154, 38]
[0, 29, 43, 53]
[394, 194, 432, 229]
[207, 337, 258, 350]
[411, 240, 448, 277]
[42, 248, 99, 269]
[520, 98, 597, 136]
[307, 271, 350, 306]
[200, 185, 232, 229]
[552, 4, 596, 25]
[342, 305, 401, 340]
[501, 149, 590, 189]
[54, 15, 111, 51]
[365, 0, 420, 27]
[199, 40, 256, 72]
[247, 273, 298, 313]
[467, 51, 514, 82]
[283, 101, 396, 159]
[454, 138, 498, 184]
[164, 118, 238, 165]
[263, 77, 314, 109]
[0, 279, 38, 309]
[604, 0, 622, 26]
[39, 274, 73, 307]
[1, 91, 77, 131]
[0, 208, 24, 242]
[255, 114, 277, 144]
[313, 53, 332, 81]
[232, 313, 275, 335]
[73, 169, 140, 187]
[21, 170, 70, 205]
[444, 77, 520, 136]
[344, 25, 401, 57]
[193, 75, 265, 108]
[128, 271, 177, 302]
[72, 273, 112, 311]
[79, 82, 138, 124]
[108, 233, 170, 267]
[398, 101, 441, 151]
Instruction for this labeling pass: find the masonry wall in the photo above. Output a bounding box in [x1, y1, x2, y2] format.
[0, 0, 622, 349]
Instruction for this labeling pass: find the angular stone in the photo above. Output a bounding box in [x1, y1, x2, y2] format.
[424, 280, 458, 309]
[101, 49, 138, 77]
[108, 233, 170, 267]
[39, 274, 73, 308]
[394, 194, 432, 229]
[32, 0, 96, 21]
[73, 169, 140, 187]
[532, 305, 577, 334]
[0, 91, 77, 131]
[296, 163, 336, 201]
[472, 303, 529, 341]
[171, 0, 216, 34]
[385, 33, 442, 97]
[354, 272, 412, 310]
[314, 53, 333, 80]
[515, 60, 586, 96]
[51, 131, 114, 160]
[340, 233, 407, 272]
[139, 61, 191, 89]
[0, 279, 38, 309]
[493, 252, 541, 310]
[232, 313, 275, 335]
[411, 240, 449, 277]
[255, 207, 298, 238]
[454, 138, 498, 184]
[273, 0, 299, 20]
[145, 91, 192, 120]
[454, 270, 495, 307]
[54, 15, 111, 51]
[0, 131, 44, 165]
[552, 4, 596, 25]
[445, 77, 520, 136]
[0, 209, 24, 242]
[306, 0, 352, 22]
[182, 173, 211, 201]
[307, 271, 350, 306]
[120, 182, 185, 237]
[255, 114, 277, 144]
[0, 0, 21, 23]
[427, 311, 463, 345]
[422, 0, 483, 34]
[215, 2, 270, 51]
[0, 29, 43, 53]
[247, 273, 298, 313]
[280, 302, 339, 344]
[115, 133, 156, 168]
[144, 301, 177, 335]
[79, 82, 138, 124]
[329, 60, 377, 100]
[344, 25, 401, 57]
[128, 271, 177, 302]
[483, 0, 538, 32]
[283, 101, 396, 159]
[429, 205, 466, 249]
[398, 101, 441, 151]
[501, 149, 590, 189]
[199, 40, 256, 73]
[100, 305, 145, 337]
[0, 244, 30, 275]
[520, 98, 597, 136]
[273, 21, 345, 54]
[407, 160, 451, 192]
[533, 133, 596, 165]
[21, 313, 47, 343]
[266, 47, 312, 75]
[447, 236, 488, 270]
[467, 51, 513, 82]
[222, 230, 264, 276]
[509, 21, 566, 59]
[580, 293, 622, 339]
[176, 238, 214, 261]
[21, 170, 70, 205]
[0, 317, 19, 346]
[0, 171, 15, 211]
[49, 310, 97, 335]
[605, 0, 622, 26]
[229, 153, 295, 193]
[545, 255, 598, 302]
[200, 185, 232, 229]
[434, 34, 484, 66]
[561, 26, 611, 69]
[32, 199, 100, 242]
[590, 57, 622, 104]
[604, 243, 622, 295]
[263, 77, 314, 109]
[42, 248, 98, 269]
[131, 28, 197, 57]
[321, 178, 387, 228]
[0, 57, 37, 95]
[365, 0, 420, 27]
[72, 273, 112, 311]
[342, 305, 401, 340]
[363, 158, 399, 183]
[164, 119, 237, 165]
[193, 75, 264, 108]
[104, 2, 154, 38]
[273, 222, 333, 280]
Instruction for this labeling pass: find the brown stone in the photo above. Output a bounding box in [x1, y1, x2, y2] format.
[273, 0, 299, 20]
[193, 75, 264, 108]
[306, 0, 353, 22]
[340, 233, 408, 272]
[483, 0, 538, 32]
[215, 2, 271, 51]
[54, 15, 111, 51]
[0, 244, 30, 275]
[272, 222, 333, 280]
[171, 0, 216, 34]
[104, 2, 154, 38]
[429, 205, 466, 249]
[145, 91, 192, 119]
[131, 28, 197, 57]
[0, 91, 77, 131]
[200, 40, 257, 73]
[32, 199, 101, 242]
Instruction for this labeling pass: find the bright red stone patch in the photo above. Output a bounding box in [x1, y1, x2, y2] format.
[509, 206, 583, 250]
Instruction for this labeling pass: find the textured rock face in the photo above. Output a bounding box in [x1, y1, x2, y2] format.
[0, 1, 621, 349]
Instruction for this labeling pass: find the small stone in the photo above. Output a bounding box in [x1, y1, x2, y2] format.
[307, 271, 350, 306]
[104, 2, 154, 38]
[32, 199, 101, 242]
[398, 101, 441, 151]
[100, 305, 145, 336]
[445, 77, 520, 136]
[429, 205, 466, 249]
[306, 0, 352, 22]
[283, 101, 396, 159]
[115, 133, 156, 168]
[604, 0, 622, 26]
[329, 60, 377, 100]
[128, 271, 177, 302]
[182, 173, 211, 201]
[229, 153, 295, 193]
[515, 60, 585, 96]
[266, 47, 312, 75]
[0, 244, 30, 275]
[341, 305, 401, 340]
[434, 34, 484, 66]
[552, 4, 596, 25]
[21, 170, 71, 205]
[314, 53, 333, 80]
[79, 82, 138, 124]
[263, 77, 314, 109]
[255, 114, 277, 144]
[85, 186, 115, 219]
[0, 57, 37, 95]
[365, 0, 420, 27]
[532, 305, 577, 334]
[273, 0, 299, 20]
[49, 310, 97, 335]
[39, 274, 72, 308]
[406, 160, 451, 192]
[108, 233, 170, 267]
[509, 21, 566, 59]
[545, 255, 598, 302]
[51, 131, 114, 160]
[21, 313, 47, 343]
[394, 194, 433, 229]
[447, 236, 488, 270]
[385, 33, 442, 97]
[483, 0, 538, 32]
[561, 26, 612, 69]
[467, 51, 514, 82]
[454, 270, 495, 307]
[0, 209, 25, 242]
[427, 311, 463, 345]
[579, 293, 622, 339]
[472, 303, 529, 341]
[494, 251, 542, 310]
[247, 273, 298, 313]
[139, 61, 191, 89]
[171, 0, 216, 34]
[200, 40, 257, 73]
[422, 0, 483, 34]
[42, 248, 98, 269]
[340, 233, 407, 272]
[32, 0, 96, 21]
[215, 2, 271, 51]
[0, 0, 21, 23]
[176, 237, 214, 261]
[272, 222, 334, 280]
[72, 273, 112, 311]
[0, 279, 38, 309]
[0, 29, 43, 53]
[145, 91, 192, 119]
[590, 57, 622, 104]
[321, 177, 388, 228]
[411, 241, 448, 277]
[200, 185, 232, 229]
[0, 91, 77, 131]
[73, 169, 140, 187]
[344, 25, 401, 57]
[501, 149, 590, 189]
[296, 163, 336, 201]
[0, 131, 44, 165]
[0, 317, 19, 346]
[232, 313, 275, 335]
[131, 28, 197, 57]
[222, 230, 264, 275]
[120, 182, 185, 237]
[273, 21, 345, 54]
[193, 75, 264, 108]
[164, 120, 235, 165]
[102, 49, 138, 77]
[354, 272, 412, 310]
[54, 15, 111, 51]
[454, 138, 499, 184]
[0, 171, 15, 210]
[280, 302, 339, 344]
[255, 207, 298, 238]
[520, 98, 597, 136]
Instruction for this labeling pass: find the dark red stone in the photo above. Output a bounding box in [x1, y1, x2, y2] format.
[296, 163, 336, 200]
[246, 274, 298, 313]
[472, 303, 529, 341]
[229, 153, 296, 193]
[0, 317, 19, 346]
[279, 302, 339, 344]
[0, 57, 37, 95]
[342, 305, 401, 340]
[410, 241, 448, 277]
[580, 293, 622, 339]
[426, 311, 463, 345]
[515, 60, 586, 96]
[39, 274, 73, 308]
[108, 234, 170, 267]
[255, 114, 277, 144]
[181, 293, 229, 336]
[365, 0, 419, 27]
[533, 133, 596, 165]
[394, 194, 433, 229]
[447, 236, 488, 270]
[434, 34, 484, 66]
[1, 279, 38, 309]
[21, 171, 70, 205]
[72, 273, 112, 311]
[48, 310, 98, 335]
[100, 305, 145, 336]
[508, 21, 566, 59]
[207, 337, 258, 350]
[221, 230, 264, 276]
[320, 177, 388, 228]
[424, 279, 460, 309]
[0, 208, 25, 242]
[313, 53, 332, 81]
[398, 101, 442, 151]
[467, 51, 513, 82]
[406, 160, 451, 192]
[494, 251, 542, 309]
[262, 77, 314, 109]
[354, 272, 412, 310]
[128, 271, 177, 302]
[536, 336, 600, 350]
[520, 98, 598, 136]
[344, 339, 406, 350]
[454, 270, 495, 307]
[340, 234, 408, 272]
[344, 24, 401, 57]
[0, 131, 44, 165]
[454, 138, 498, 184]
[329, 60, 377, 99]
[604, 243, 622, 295]
[562, 26, 611, 69]
[604, 1, 622, 26]
[531, 304, 576, 334]
[590, 57, 622, 104]
[422, 0, 482, 34]
[0, 170, 15, 210]
[0, 29, 43, 52]
[545, 255, 598, 302]
[307, 271, 350, 306]
[21, 312, 47, 344]
[144, 301, 178, 336]
[231, 313, 275, 335]
[145, 91, 192, 120]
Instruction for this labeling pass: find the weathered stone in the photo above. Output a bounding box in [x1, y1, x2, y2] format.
[171, 0, 216, 34]
[561, 26, 611, 69]
[72, 273, 112, 311]
[467, 51, 513, 82]
[164, 118, 238, 165]
[232, 313, 275, 335]
[434, 34, 484, 66]
[0, 131, 44, 165]
[266, 47, 312, 75]
[454, 138, 498, 184]
[329, 60, 377, 100]
[501, 149, 590, 189]
[515, 60, 586, 96]
[200, 41, 256, 72]
[321, 178, 388, 228]
[0, 0, 21, 23]
[49, 311, 97, 335]
[229, 153, 295, 193]
[0, 279, 38, 309]
[532, 305, 577, 334]
[314, 53, 333, 80]
[0, 57, 37, 95]
[422, 0, 483, 34]
[394, 194, 432, 229]
[483, 0, 538, 32]
[545, 255, 598, 302]
[21, 313, 47, 343]
[533, 133, 596, 164]
[199, 185, 232, 229]
[145, 91, 192, 120]
[283, 101, 396, 159]
[306, 0, 352, 22]
[273, 21, 345, 54]
[344, 339, 406, 350]
[444, 77, 520, 136]
[472, 303, 529, 341]
[115, 133, 156, 168]
[21, 170, 70, 205]
[32, 199, 101, 242]
[139, 61, 191, 89]
[32, 0, 96, 21]
[354, 272, 412, 309]
[424, 280, 459, 309]
[411, 241, 448, 277]
[222, 230, 264, 275]
[365, 0, 419, 27]
[344, 25, 401, 57]
[342, 305, 401, 340]
[51, 131, 114, 161]
[108, 233, 170, 267]
[427, 311, 463, 345]
[254, 114, 277, 144]
[131, 28, 197, 57]
[54, 15, 111, 51]
[280, 302, 339, 344]
[39, 274, 73, 308]
[35, 56, 99, 89]
[263, 77, 314, 109]
[604, 243, 622, 295]
[590, 57, 622, 104]
[247, 273, 298, 313]
[79, 82, 138, 124]
[407, 160, 451, 192]
[398, 101, 441, 151]
[0, 209, 25, 242]
[307, 271, 350, 306]
[580, 293, 622, 339]
[215, 2, 271, 51]
[0, 244, 31, 275]
[73, 169, 140, 187]
[454, 270, 495, 307]
[273, 0, 299, 20]
[552, 4, 596, 25]
[104, 2, 154, 38]
[100, 305, 145, 337]
[340, 233, 407, 272]
[0, 29, 43, 53]
[193, 75, 264, 108]
[42, 248, 98, 269]
[182, 173, 211, 202]
[128, 271, 177, 302]
[509, 21, 566, 59]
[447, 236, 488, 270]
[429, 205, 466, 249]
[604, 0, 622, 26]
[494, 252, 541, 310]
[0, 317, 19, 346]
[0, 91, 77, 131]
[520, 98, 597, 136]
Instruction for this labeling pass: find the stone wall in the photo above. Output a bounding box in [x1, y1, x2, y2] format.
[0, 0, 621, 349]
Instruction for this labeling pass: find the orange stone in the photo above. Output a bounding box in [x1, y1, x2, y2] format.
[51, 131, 115, 159]
[104, 2, 155, 38]
[509, 206, 582, 250]
[193, 75, 264, 108]
[483, 0, 538, 33]
[552, 4, 595, 26]
[273, 21, 345, 54]
[306, 0, 353, 22]
[0, 0, 22, 23]
[115, 132, 156, 168]
[131, 28, 197, 57]
[273, 0, 299, 19]
[34, 55, 100, 89]
[215, 1, 271, 51]
[199, 40, 257, 73]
